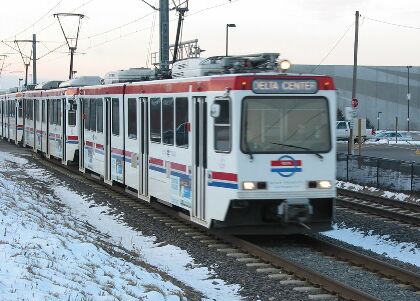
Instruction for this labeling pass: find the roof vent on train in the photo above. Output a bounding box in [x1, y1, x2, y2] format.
[103, 68, 155, 84]
[35, 81, 63, 90]
[59, 76, 102, 88]
[171, 53, 281, 78]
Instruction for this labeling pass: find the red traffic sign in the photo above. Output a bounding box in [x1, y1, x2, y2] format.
[351, 98, 359, 108]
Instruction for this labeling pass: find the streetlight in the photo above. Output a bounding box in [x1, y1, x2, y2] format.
[407, 65, 412, 132]
[377, 111, 382, 131]
[226, 23, 236, 56]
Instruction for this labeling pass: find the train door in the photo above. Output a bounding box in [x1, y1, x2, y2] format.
[17, 99, 23, 145]
[62, 97, 67, 163]
[41, 99, 47, 153]
[10, 99, 16, 142]
[37, 99, 46, 152]
[13, 98, 17, 144]
[0, 99, 2, 138]
[192, 96, 207, 222]
[34, 99, 39, 150]
[125, 97, 139, 190]
[79, 98, 85, 172]
[104, 97, 111, 184]
[83, 98, 94, 171]
[110, 97, 124, 183]
[45, 99, 50, 157]
[94, 98, 105, 176]
[139, 97, 149, 199]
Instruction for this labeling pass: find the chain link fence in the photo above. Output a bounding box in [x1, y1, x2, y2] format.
[337, 153, 420, 193]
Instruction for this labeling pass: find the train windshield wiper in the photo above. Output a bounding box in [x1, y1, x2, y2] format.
[271, 142, 323, 159]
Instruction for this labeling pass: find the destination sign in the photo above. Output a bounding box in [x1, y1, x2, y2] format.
[252, 79, 318, 94]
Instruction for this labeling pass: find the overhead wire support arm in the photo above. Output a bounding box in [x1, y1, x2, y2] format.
[140, 0, 159, 11]
[14, 39, 35, 87]
[54, 13, 85, 79]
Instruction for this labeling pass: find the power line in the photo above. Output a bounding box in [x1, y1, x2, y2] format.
[363, 16, 420, 30]
[37, 42, 67, 60]
[5, 0, 65, 40]
[80, 11, 155, 40]
[36, 0, 96, 35]
[40, 0, 240, 65]
[312, 21, 355, 73]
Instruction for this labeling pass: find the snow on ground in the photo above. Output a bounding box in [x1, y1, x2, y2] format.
[322, 224, 420, 267]
[336, 180, 419, 203]
[0, 151, 242, 301]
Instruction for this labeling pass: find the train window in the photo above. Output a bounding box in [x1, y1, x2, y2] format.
[162, 97, 174, 145]
[83, 99, 89, 130]
[127, 98, 137, 139]
[112, 98, 120, 136]
[57, 100, 62, 126]
[175, 97, 189, 148]
[68, 100, 76, 127]
[48, 100, 52, 123]
[150, 98, 161, 143]
[42, 100, 45, 122]
[214, 98, 231, 152]
[35, 100, 39, 122]
[96, 98, 103, 133]
[29, 100, 33, 121]
[89, 98, 96, 131]
[18, 101, 22, 118]
[53, 100, 57, 124]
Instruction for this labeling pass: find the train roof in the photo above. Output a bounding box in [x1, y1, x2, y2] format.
[78, 72, 335, 95]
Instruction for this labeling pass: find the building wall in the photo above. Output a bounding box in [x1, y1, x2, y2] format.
[291, 65, 419, 131]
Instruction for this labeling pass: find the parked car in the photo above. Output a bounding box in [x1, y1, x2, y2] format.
[374, 131, 413, 141]
[336, 120, 374, 143]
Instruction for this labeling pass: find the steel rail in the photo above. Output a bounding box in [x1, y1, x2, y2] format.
[337, 197, 420, 226]
[301, 235, 420, 290]
[31, 153, 409, 301]
[214, 233, 381, 301]
[338, 188, 420, 213]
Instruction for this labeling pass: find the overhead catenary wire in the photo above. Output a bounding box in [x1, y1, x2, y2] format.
[4, 0, 65, 40]
[145, 9, 158, 67]
[311, 21, 355, 73]
[36, 0, 96, 35]
[40, 0, 240, 65]
[363, 16, 420, 30]
[80, 11, 155, 40]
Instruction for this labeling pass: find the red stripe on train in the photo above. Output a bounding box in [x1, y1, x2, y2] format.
[271, 160, 302, 167]
[212, 171, 238, 182]
[170, 162, 186, 172]
[149, 157, 164, 166]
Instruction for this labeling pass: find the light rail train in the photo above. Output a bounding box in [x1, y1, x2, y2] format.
[0, 54, 337, 234]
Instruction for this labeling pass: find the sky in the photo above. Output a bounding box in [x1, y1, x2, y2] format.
[0, 0, 420, 88]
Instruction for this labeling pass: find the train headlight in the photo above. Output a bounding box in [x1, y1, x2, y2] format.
[243, 181, 257, 190]
[317, 180, 332, 189]
[279, 60, 291, 72]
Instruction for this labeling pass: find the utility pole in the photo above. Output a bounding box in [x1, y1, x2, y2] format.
[349, 10, 359, 156]
[407, 65, 412, 132]
[159, 0, 169, 77]
[54, 13, 85, 79]
[14, 39, 34, 88]
[32, 34, 37, 85]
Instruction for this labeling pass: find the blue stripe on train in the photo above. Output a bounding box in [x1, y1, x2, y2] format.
[149, 165, 166, 173]
[170, 171, 190, 181]
[208, 181, 238, 189]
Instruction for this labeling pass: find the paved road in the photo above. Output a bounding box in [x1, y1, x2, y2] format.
[337, 142, 420, 162]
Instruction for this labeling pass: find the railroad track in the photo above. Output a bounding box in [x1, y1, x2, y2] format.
[31, 154, 420, 301]
[337, 189, 420, 227]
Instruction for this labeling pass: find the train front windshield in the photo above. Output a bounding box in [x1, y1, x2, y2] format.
[242, 97, 331, 154]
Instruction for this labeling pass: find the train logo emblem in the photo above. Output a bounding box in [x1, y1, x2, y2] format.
[270, 155, 302, 177]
